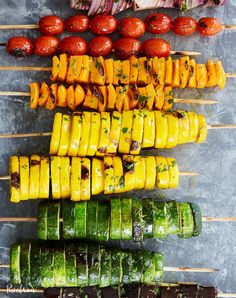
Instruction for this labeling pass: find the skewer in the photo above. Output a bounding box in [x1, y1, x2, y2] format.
[0, 90, 219, 106]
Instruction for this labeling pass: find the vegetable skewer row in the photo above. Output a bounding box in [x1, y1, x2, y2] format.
[5, 155, 196, 203]
[0, 82, 218, 112]
[0, 241, 218, 289]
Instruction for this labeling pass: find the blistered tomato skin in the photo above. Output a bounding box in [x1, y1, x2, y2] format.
[173, 17, 197, 36]
[39, 15, 64, 35]
[90, 15, 119, 35]
[141, 38, 170, 58]
[90, 36, 113, 57]
[145, 13, 172, 34]
[119, 17, 145, 38]
[113, 37, 141, 60]
[6, 36, 34, 57]
[64, 15, 89, 32]
[197, 17, 222, 36]
[59, 36, 88, 55]
[34, 36, 59, 56]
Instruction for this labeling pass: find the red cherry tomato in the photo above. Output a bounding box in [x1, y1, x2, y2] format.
[172, 17, 197, 36]
[141, 39, 170, 58]
[59, 36, 88, 55]
[34, 36, 59, 56]
[39, 15, 64, 35]
[145, 13, 172, 34]
[90, 36, 113, 57]
[64, 15, 89, 32]
[113, 38, 141, 60]
[119, 17, 145, 38]
[6, 36, 33, 57]
[90, 15, 119, 35]
[197, 17, 222, 36]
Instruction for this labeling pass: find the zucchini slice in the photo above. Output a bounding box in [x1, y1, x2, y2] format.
[75, 201, 87, 238]
[87, 201, 98, 240]
[20, 243, 31, 285]
[53, 245, 66, 287]
[119, 110, 133, 154]
[76, 243, 88, 287]
[110, 198, 122, 240]
[38, 202, 48, 240]
[62, 201, 76, 239]
[39, 156, 49, 199]
[49, 112, 62, 155]
[65, 243, 77, 287]
[97, 201, 110, 241]
[68, 113, 82, 157]
[107, 111, 122, 155]
[190, 203, 202, 237]
[132, 199, 143, 242]
[129, 251, 142, 283]
[9, 156, 20, 203]
[153, 253, 164, 282]
[71, 157, 81, 201]
[88, 244, 100, 286]
[121, 198, 133, 240]
[80, 158, 91, 201]
[178, 203, 194, 239]
[142, 199, 154, 238]
[110, 251, 122, 285]
[130, 109, 144, 155]
[122, 252, 132, 284]
[87, 112, 101, 156]
[29, 155, 40, 199]
[58, 114, 72, 156]
[153, 201, 168, 238]
[142, 110, 155, 148]
[104, 156, 115, 194]
[19, 156, 29, 201]
[59, 157, 71, 199]
[47, 201, 60, 240]
[50, 156, 61, 199]
[10, 243, 21, 285]
[100, 248, 111, 287]
[30, 243, 41, 287]
[166, 201, 179, 235]
[142, 251, 155, 284]
[92, 158, 104, 195]
[77, 111, 91, 157]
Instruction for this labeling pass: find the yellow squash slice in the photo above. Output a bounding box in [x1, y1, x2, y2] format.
[143, 110, 155, 148]
[166, 113, 179, 148]
[113, 156, 125, 193]
[19, 156, 29, 201]
[9, 156, 20, 203]
[71, 157, 81, 201]
[107, 111, 122, 155]
[154, 111, 168, 149]
[172, 59, 180, 88]
[103, 156, 115, 194]
[129, 56, 139, 84]
[130, 110, 144, 155]
[196, 114, 208, 144]
[59, 157, 71, 199]
[133, 156, 145, 189]
[104, 58, 114, 84]
[80, 158, 91, 200]
[39, 156, 49, 199]
[123, 155, 135, 192]
[92, 158, 104, 195]
[176, 110, 190, 145]
[87, 112, 101, 156]
[165, 57, 173, 86]
[29, 155, 40, 199]
[50, 156, 61, 199]
[166, 157, 179, 189]
[77, 112, 91, 157]
[188, 112, 199, 143]
[119, 110, 133, 154]
[152, 57, 165, 86]
[58, 114, 72, 156]
[96, 112, 110, 156]
[188, 59, 196, 88]
[155, 86, 164, 110]
[180, 56, 190, 88]
[144, 156, 156, 190]
[156, 156, 169, 189]
[68, 113, 82, 157]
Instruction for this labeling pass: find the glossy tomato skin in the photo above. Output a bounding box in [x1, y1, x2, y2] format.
[6, 36, 33, 57]
[119, 17, 145, 38]
[90, 36, 113, 57]
[34, 36, 59, 56]
[90, 15, 119, 35]
[59, 36, 88, 55]
[173, 17, 197, 36]
[145, 13, 172, 34]
[141, 38, 170, 58]
[113, 37, 141, 60]
[64, 15, 89, 32]
[197, 17, 222, 36]
[39, 15, 64, 35]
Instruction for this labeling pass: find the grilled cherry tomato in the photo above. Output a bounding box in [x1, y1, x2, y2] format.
[145, 13, 172, 34]
[6, 36, 33, 57]
[39, 15, 64, 35]
[90, 15, 119, 35]
[90, 36, 113, 57]
[113, 37, 141, 60]
[141, 38, 170, 58]
[64, 15, 89, 32]
[197, 17, 222, 36]
[34, 36, 59, 56]
[173, 17, 197, 36]
[59, 36, 88, 55]
[119, 17, 145, 38]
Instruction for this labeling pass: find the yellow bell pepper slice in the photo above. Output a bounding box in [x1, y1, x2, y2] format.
[39, 156, 49, 199]
[145, 84, 156, 109]
[215, 60, 226, 89]
[123, 155, 135, 192]
[93, 57, 105, 86]
[107, 84, 117, 110]
[96, 112, 110, 156]
[79, 55, 90, 84]
[206, 59, 217, 87]
[87, 112, 101, 156]
[196, 114, 208, 144]
[77, 112, 91, 157]
[180, 56, 190, 88]
[58, 54, 68, 82]
[162, 86, 173, 111]
[19, 156, 29, 201]
[172, 59, 180, 88]
[59, 157, 71, 199]
[50, 156, 61, 199]
[104, 58, 114, 84]
[155, 86, 164, 110]
[29, 82, 39, 109]
[137, 57, 148, 85]
[107, 111, 122, 155]
[166, 113, 179, 149]
[143, 110, 155, 148]
[166, 157, 179, 189]
[120, 60, 130, 85]
[188, 59, 196, 88]
[80, 158, 91, 200]
[133, 156, 145, 189]
[144, 156, 156, 190]
[71, 157, 81, 201]
[68, 112, 82, 157]
[196, 64, 208, 89]
[188, 112, 199, 143]
[92, 158, 104, 195]
[113, 156, 125, 193]
[176, 110, 190, 145]
[156, 156, 169, 189]
[58, 114, 72, 156]
[29, 155, 40, 199]
[50, 55, 60, 82]
[113, 60, 122, 85]
[154, 111, 168, 149]
[129, 56, 139, 84]
[9, 156, 20, 203]
[119, 110, 133, 154]
[130, 109, 144, 155]
[104, 156, 115, 194]
[165, 57, 173, 86]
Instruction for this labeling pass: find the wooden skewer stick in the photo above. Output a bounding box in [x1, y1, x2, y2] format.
[0, 24, 39, 30]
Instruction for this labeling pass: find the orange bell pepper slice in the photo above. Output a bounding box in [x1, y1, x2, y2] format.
[30, 82, 40, 109]
[57, 84, 67, 107]
[98, 86, 108, 112]
[50, 55, 61, 82]
[107, 84, 116, 110]
[74, 84, 85, 107]
[38, 82, 49, 107]
[58, 54, 68, 82]
[45, 83, 58, 110]
[67, 85, 75, 111]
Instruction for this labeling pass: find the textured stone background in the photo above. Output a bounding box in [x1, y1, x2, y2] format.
[0, 0, 236, 297]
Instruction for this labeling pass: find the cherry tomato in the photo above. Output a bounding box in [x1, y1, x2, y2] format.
[64, 15, 89, 32]
[39, 15, 64, 35]
[141, 38, 170, 58]
[113, 38, 141, 60]
[173, 17, 197, 36]
[145, 13, 172, 34]
[34, 36, 59, 56]
[90, 15, 119, 35]
[6, 36, 33, 57]
[90, 36, 113, 57]
[197, 17, 222, 36]
[119, 17, 145, 38]
[59, 36, 88, 55]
